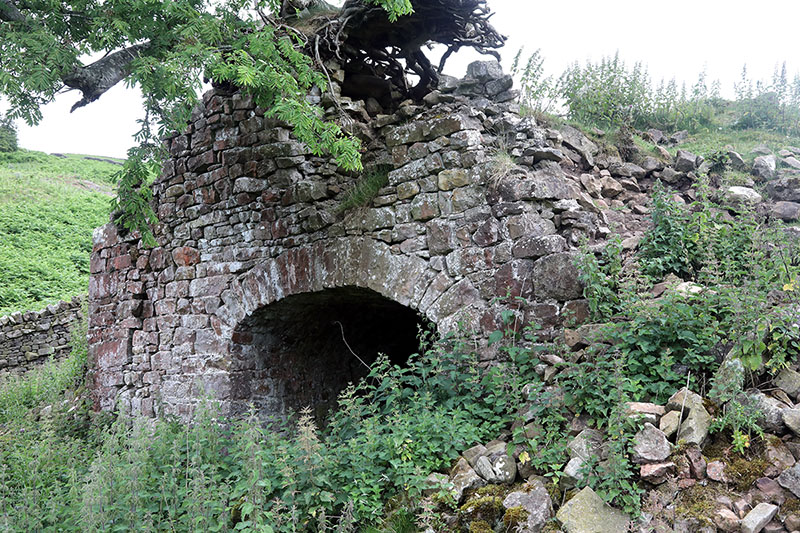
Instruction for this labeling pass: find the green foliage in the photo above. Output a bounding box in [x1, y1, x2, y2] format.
[637, 182, 705, 280]
[0, 323, 531, 531]
[708, 396, 764, 456]
[511, 48, 559, 116]
[707, 362, 764, 456]
[558, 53, 652, 130]
[732, 63, 800, 135]
[576, 178, 800, 403]
[0, 314, 103, 531]
[575, 234, 624, 320]
[336, 165, 392, 213]
[0, 312, 87, 424]
[561, 350, 639, 426]
[0, 151, 115, 315]
[614, 293, 721, 402]
[0, 0, 423, 244]
[557, 54, 717, 132]
[0, 117, 17, 153]
[511, 381, 569, 484]
[580, 403, 644, 516]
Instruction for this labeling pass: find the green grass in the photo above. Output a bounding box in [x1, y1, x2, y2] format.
[0, 150, 119, 315]
[336, 165, 391, 213]
[667, 128, 800, 162]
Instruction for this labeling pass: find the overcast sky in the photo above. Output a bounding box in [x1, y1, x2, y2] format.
[9, 0, 800, 158]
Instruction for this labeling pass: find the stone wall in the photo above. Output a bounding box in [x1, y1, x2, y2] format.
[88, 61, 634, 421]
[0, 297, 84, 375]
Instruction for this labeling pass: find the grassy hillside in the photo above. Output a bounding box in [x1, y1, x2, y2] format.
[0, 151, 119, 316]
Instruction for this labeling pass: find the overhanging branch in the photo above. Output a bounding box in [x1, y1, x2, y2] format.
[62, 43, 150, 112]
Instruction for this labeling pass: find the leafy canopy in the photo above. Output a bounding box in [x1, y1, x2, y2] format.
[0, 0, 413, 243]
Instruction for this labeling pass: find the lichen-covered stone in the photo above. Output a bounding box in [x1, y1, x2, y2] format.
[632, 423, 671, 464]
[555, 486, 630, 533]
[502, 480, 553, 533]
[740, 503, 778, 533]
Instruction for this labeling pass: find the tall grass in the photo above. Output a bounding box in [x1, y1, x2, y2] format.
[0, 151, 115, 315]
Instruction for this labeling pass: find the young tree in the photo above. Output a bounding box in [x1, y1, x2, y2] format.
[1, 0, 503, 243]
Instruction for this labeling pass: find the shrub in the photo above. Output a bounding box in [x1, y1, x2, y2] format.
[637, 182, 707, 280]
[615, 292, 721, 402]
[575, 234, 624, 320]
[0, 321, 536, 531]
[557, 54, 717, 133]
[511, 48, 559, 117]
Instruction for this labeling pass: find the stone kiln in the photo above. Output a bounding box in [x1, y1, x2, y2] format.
[88, 62, 604, 420]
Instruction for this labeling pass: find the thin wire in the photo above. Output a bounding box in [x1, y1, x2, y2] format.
[333, 321, 371, 371]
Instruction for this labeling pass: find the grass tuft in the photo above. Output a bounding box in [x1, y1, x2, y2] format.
[336, 165, 392, 213]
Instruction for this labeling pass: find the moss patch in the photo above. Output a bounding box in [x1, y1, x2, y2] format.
[725, 456, 768, 492]
[468, 520, 493, 533]
[542, 519, 562, 533]
[474, 484, 509, 498]
[783, 496, 800, 515]
[459, 495, 504, 527]
[675, 484, 719, 527]
[503, 505, 529, 529]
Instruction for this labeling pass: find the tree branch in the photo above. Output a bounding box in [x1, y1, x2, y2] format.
[62, 43, 150, 112]
[0, 0, 24, 22]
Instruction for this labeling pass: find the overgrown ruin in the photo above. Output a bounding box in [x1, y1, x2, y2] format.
[87, 62, 623, 420]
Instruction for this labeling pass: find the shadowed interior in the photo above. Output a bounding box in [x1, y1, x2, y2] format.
[229, 287, 427, 421]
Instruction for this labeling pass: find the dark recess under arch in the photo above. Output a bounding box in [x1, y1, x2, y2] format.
[229, 286, 428, 421]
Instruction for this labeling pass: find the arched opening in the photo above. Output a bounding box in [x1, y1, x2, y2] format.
[229, 287, 428, 422]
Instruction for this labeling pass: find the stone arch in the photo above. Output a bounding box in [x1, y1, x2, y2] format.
[198, 236, 460, 420]
[214, 237, 440, 337]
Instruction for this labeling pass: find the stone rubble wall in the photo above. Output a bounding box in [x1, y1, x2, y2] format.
[0, 296, 84, 375]
[88, 61, 622, 420]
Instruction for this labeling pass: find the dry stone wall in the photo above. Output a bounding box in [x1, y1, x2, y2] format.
[0, 297, 84, 375]
[88, 61, 616, 421]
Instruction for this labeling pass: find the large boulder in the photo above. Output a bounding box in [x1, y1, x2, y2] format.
[771, 201, 800, 222]
[725, 186, 762, 204]
[466, 60, 504, 82]
[775, 368, 800, 400]
[533, 252, 584, 301]
[778, 462, 800, 497]
[555, 487, 631, 532]
[449, 457, 486, 503]
[674, 150, 699, 172]
[783, 409, 800, 437]
[740, 502, 778, 533]
[474, 453, 517, 484]
[502, 480, 553, 533]
[740, 391, 786, 434]
[766, 176, 800, 202]
[667, 388, 712, 446]
[729, 150, 747, 170]
[753, 155, 777, 180]
[560, 125, 598, 168]
[568, 429, 604, 460]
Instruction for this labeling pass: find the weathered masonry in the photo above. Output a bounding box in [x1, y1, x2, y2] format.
[0, 297, 83, 375]
[89, 62, 614, 420]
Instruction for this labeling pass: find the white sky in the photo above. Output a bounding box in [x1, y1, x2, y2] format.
[9, 0, 800, 158]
